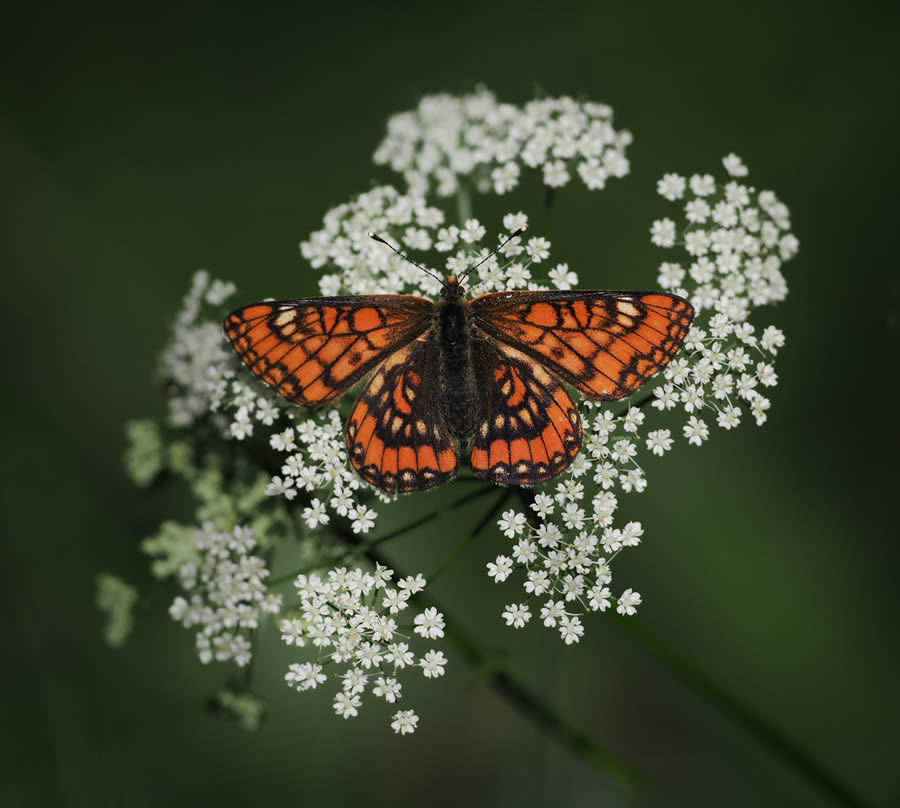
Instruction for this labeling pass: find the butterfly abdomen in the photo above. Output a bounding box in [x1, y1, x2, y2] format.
[437, 300, 477, 442]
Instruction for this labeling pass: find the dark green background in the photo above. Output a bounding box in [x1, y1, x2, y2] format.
[2, 2, 898, 806]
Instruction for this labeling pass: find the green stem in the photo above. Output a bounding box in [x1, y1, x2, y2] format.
[269, 484, 497, 586]
[613, 616, 869, 808]
[426, 488, 514, 584]
[456, 185, 472, 226]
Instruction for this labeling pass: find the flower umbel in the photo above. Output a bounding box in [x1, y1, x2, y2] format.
[282, 564, 446, 733]
[108, 88, 796, 741]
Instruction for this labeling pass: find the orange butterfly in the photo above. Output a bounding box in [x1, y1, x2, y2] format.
[223, 230, 694, 494]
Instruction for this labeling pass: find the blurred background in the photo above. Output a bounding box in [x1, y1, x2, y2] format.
[2, 2, 898, 806]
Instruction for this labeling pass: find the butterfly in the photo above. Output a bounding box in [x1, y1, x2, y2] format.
[223, 229, 694, 494]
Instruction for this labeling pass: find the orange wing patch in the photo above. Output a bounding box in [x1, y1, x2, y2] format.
[471, 290, 694, 400]
[223, 295, 433, 405]
[345, 334, 457, 493]
[470, 338, 582, 485]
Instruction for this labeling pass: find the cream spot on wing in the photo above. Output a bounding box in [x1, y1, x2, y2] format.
[531, 364, 552, 386]
[617, 301, 640, 317]
[480, 421, 489, 438]
[275, 310, 296, 326]
[416, 420, 428, 435]
[494, 415, 505, 429]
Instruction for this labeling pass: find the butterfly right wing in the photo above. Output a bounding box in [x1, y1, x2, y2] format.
[469, 336, 582, 486]
[223, 295, 433, 406]
[346, 333, 458, 494]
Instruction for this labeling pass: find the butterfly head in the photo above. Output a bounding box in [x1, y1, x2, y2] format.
[440, 275, 467, 303]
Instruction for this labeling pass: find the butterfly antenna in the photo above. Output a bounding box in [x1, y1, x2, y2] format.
[368, 232, 444, 286]
[457, 226, 528, 283]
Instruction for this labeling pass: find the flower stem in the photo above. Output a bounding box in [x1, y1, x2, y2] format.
[328, 518, 644, 793]
[426, 488, 514, 584]
[269, 484, 497, 586]
[456, 185, 472, 226]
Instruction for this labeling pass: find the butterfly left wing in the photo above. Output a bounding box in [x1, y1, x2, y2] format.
[469, 337, 582, 485]
[223, 295, 433, 405]
[346, 333, 458, 494]
[471, 290, 694, 401]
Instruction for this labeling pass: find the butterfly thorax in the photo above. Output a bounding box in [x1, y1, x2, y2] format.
[437, 279, 477, 443]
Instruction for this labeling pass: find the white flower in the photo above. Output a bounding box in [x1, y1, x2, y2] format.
[690, 174, 716, 196]
[265, 475, 296, 500]
[348, 504, 376, 534]
[373, 676, 402, 703]
[487, 555, 514, 582]
[559, 615, 584, 645]
[531, 492, 555, 518]
[420, 649, 447, 678]
[391, 709, 419, 735]
[616, 588, 642, 616]
[722, 153, 749, 177]
[502, 603, 532, 628]
[414, 607, 445, 639]
[333, 692, 362, 719]
[646, 429, 673, 456]
[549, 263, 578, 290]
[498, 509, 527, 538]
[461, 218, 486, 243]
[683, 416, 709, 446]
[540, 600, 566, 628]
[657, 173, 686, 200]
[543, 160, 570, 187]
[302, 498, 330, 529]
[651, 218, 677, 247]
[286, 662, 327, 691]
[526, 237, 551, 262]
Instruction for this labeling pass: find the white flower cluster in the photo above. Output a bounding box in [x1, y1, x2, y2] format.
[488, 406, 649, 643]
[373, 88, 631, 197]
[489, 155, 797, 639]
[169, 523, 282, 667]
[652, 155, 795, 430]
[301, 186, 573, 301]
[281, 564, 447, 734]
[161, 269, 237, 428]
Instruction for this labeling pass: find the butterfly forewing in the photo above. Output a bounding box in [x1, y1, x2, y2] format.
[470, 338, 582, 485]
[471, 291, 694, 401]
[223, 295, 433, 405]
[346, 333, 458, 493]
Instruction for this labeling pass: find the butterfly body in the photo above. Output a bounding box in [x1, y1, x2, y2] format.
[224, 278, 694, 494]
[436, 278, 478, 442]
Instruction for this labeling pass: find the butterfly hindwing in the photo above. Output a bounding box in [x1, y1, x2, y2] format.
[470, 337, 582, 485]
[346, 333, 458, 494]
[471, 290, 694, 401]
[223, 295, 433, 405]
